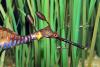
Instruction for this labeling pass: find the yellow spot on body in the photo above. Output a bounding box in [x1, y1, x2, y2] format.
[36, 32, 42, 40]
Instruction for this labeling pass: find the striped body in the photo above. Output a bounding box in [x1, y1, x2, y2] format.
[0, 26, 43, 49]
[0, 25, 86, 49]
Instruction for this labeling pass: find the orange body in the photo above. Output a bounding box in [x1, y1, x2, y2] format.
[0, 26, 18, 48]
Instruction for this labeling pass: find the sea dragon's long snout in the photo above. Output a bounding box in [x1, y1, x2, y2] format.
[36, 11, 89, 50]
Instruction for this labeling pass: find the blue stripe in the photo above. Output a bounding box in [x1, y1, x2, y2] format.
[13, 40, 16, 46]
[21, 37, 24, 43]
[4, 43, 7, 49]
[8, 41, 12, 48]
[24, 37, 28, 43]
[0, 44, 2, 48]
[21, 41, 23, 43]
[17, 40, 20, 44]
[28, 36, 30, 42]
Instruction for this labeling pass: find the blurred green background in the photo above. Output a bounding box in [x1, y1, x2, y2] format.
[0, 0, 100, 67]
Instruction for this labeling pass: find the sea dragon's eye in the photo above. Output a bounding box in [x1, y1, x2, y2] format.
[53, 33, 58, 37]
